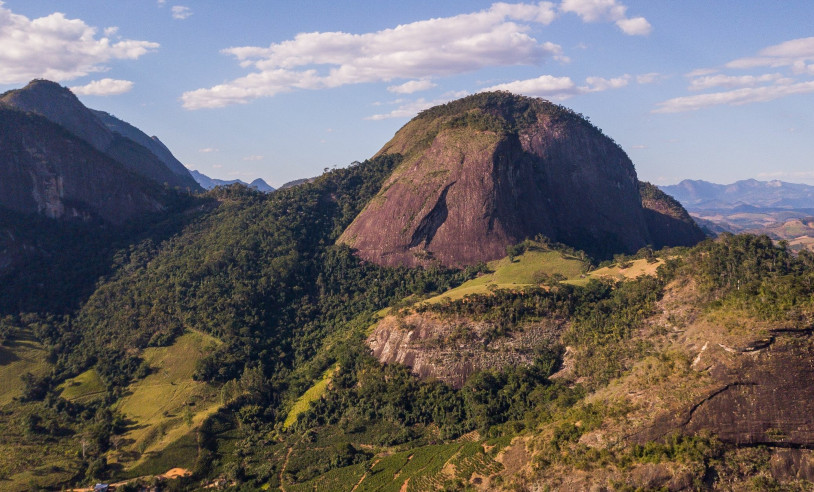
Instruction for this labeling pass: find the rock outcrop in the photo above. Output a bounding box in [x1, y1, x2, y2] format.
[0, 106, 168, 223]
[339, 92, 700, 267]
[368, 312, 563, 388]
[0, 80, 199, 191]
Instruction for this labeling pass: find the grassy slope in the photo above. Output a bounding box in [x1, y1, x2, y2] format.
[112, 330, 221, 472]
[0, 330, 49, 406]
[58, 368, 105, 403]
[575, 258, 665, 285]
[283, 365, 337, 429]
[423, 247, 588, 303]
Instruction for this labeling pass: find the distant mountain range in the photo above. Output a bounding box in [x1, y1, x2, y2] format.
[190, 170, 275, 192]
[660, 179, 814, 251]
[660, 179, 814, 211]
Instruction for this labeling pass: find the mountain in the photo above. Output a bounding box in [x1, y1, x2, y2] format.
[661, 179, 814, 249]
[0, 105, 170, 224]
[661, 178, 814, 210]
[91, 109, 192, 179]
[340, 92, 703, 266]
[0, 79, 200, 191]
[190, 169, 275, 192]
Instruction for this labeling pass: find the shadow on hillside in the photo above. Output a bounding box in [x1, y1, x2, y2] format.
[0, 196, 218, 315]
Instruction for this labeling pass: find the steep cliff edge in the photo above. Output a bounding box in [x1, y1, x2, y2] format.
[339, 92, 698, 266]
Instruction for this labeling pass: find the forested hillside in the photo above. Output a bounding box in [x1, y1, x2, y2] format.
[3, 150, 814, 489]
[1, 94, 812, 490]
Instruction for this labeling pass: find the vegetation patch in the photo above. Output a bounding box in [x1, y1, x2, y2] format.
[283, 365, 337, 429]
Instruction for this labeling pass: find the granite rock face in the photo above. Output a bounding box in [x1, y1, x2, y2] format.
[340, 92, 699, 266]
[368, 312, 562, 388]
[0, 107, 167, 224]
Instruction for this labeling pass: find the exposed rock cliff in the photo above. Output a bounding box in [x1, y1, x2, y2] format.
[0, 106, 168, 223]
[0, 80, 199, 190]
[339, 92, 698, 266]
[368, 312, 563, 388]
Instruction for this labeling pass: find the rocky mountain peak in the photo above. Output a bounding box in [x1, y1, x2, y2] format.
[340, 92, 702, 266]
[0, 79, 115, 151]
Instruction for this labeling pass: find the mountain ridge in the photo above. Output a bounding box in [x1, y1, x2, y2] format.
[0, 79, 200, 191]
[190, 169, 275, 192]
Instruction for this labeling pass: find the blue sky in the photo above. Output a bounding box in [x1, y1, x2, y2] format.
[1, 1, 813, 188]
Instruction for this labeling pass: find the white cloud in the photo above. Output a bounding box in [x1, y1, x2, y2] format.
[69, 78, 133, 96]
[560, 0, 651, 35]
[199, 147, 219, 153]
[688, 73, 787, 91]
[367, 91, 470, 120]
[182, 2, 641, 109]
[482, 73, 629, 99]
[653, 80, 814, 113]
[636, 72, 661, 84]
[583, 74, 630, 91]
[171, 6, 192, 20]
[387, 79, 437, 94]
[104, 26, 118, 36]
[656, 36, 814, 113]
[243, 155, 264, 161]
[615, 17, 651, 36]
[485, 74, 577, 98]
[727, 36, 814, 70]
[0, 3, 158, 85]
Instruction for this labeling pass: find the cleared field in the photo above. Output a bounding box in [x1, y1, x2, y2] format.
[424, 247, 588, 303]
[58, 368, 105, 403]
[112, 330, 221, 470]
[0, 329, 49, 406]
[585, 258, 664, 282]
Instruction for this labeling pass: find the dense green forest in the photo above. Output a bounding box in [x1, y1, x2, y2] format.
[3, 153, 814, 489]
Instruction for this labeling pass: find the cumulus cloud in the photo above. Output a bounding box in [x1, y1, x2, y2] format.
[387, 79, 437, 94]
[171, 6, 192, 20]
[182, 2, 645, 109]
[654, 80, 814, 113]
[69, 78, 134, 96]
[482, 73, 630, 99]
[560, 0, 651, 35]
[199, 147, 219, 153]
[0, 3, 158, 85]
[243, 155, 264, 161]
[367, 91, 470, 120]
